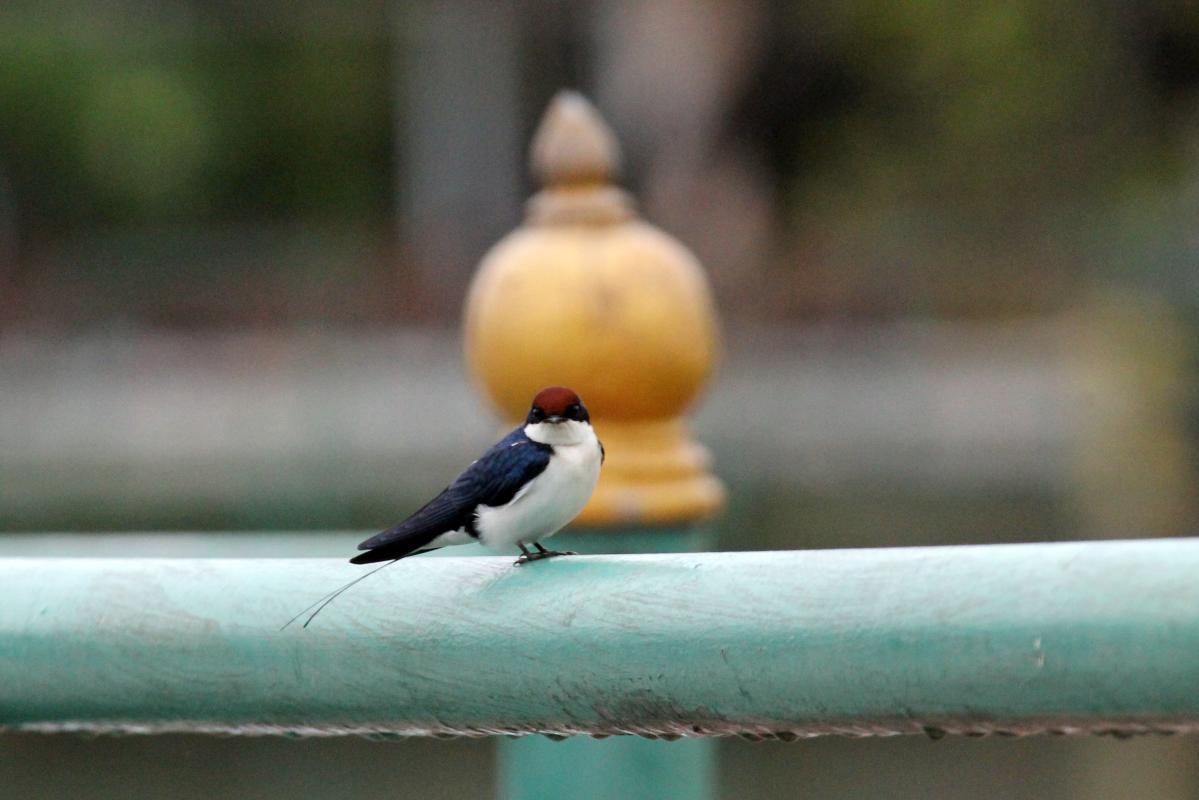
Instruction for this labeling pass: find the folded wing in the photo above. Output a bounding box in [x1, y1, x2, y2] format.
[351, 429, 552, 563]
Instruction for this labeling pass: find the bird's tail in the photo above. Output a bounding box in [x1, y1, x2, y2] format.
[280, 548, 437, 630]
[351, 546, 420, 565]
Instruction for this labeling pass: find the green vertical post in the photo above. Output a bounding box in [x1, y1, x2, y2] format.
[501, 735, 714, 800]
[498, 529, 715, 800]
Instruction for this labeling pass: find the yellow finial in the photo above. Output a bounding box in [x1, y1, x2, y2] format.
[464, 91, 724, 526]
[526, 91, 634, 227]
[530, 90, 620, 188]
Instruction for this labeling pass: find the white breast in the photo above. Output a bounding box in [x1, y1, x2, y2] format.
[474, 423, 602, 549]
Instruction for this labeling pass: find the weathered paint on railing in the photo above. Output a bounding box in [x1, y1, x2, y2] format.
[2, 539, 1198, 739]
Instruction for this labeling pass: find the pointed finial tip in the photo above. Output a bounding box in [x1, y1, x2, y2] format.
[530, 90, 621, 188]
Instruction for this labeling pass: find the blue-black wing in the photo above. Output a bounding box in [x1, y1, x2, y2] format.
[351, 428, 552, 563]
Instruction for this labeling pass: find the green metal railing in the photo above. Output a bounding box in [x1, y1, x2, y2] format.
[3, 538, 1198, 740]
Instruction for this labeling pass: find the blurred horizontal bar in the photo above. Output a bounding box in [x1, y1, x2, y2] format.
[2, 539, 1198, 739]
[0, 324, 1086, 506]
[0, 531, 365, 558]
[0, 529, 706, 558]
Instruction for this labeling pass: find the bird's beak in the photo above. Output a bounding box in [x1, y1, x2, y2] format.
[545, 415, 566, 424]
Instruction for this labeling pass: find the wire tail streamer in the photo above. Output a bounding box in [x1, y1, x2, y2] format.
[280, 559, 400, 630]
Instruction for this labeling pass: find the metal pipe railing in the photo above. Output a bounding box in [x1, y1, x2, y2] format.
[3, 539, 1198, 739]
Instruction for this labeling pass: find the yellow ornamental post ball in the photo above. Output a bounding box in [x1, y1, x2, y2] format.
[464, 91, 724, 526]
[466, 223, 718, 421]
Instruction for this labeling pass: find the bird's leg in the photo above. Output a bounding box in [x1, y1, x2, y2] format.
[514, 542, 536, 566]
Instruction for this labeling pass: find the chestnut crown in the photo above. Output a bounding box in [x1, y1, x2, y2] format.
[526, 386, 590, 424]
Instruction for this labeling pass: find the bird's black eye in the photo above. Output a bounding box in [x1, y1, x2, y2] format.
[529, 406, 546, 423]
[566, 404, 581, 419]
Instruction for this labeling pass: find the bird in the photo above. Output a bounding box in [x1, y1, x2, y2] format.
[283, 386, 604, 628]
[355, 385, 604, 564]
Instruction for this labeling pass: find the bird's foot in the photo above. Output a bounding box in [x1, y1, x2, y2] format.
[513, 548, 577, 566]
[534, 542, 576, 557]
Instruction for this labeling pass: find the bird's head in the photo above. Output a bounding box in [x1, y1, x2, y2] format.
[524, 386, 592, 444]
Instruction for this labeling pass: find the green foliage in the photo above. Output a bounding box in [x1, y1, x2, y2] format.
[0, 5, 393, 230]
[78, 67, 216, 217]
[768, 0, 1199, 314]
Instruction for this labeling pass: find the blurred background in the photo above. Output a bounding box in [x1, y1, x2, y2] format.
[3, 1, 1199, 797]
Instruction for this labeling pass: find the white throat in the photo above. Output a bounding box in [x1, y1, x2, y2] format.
[524, 419, 591, 446]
